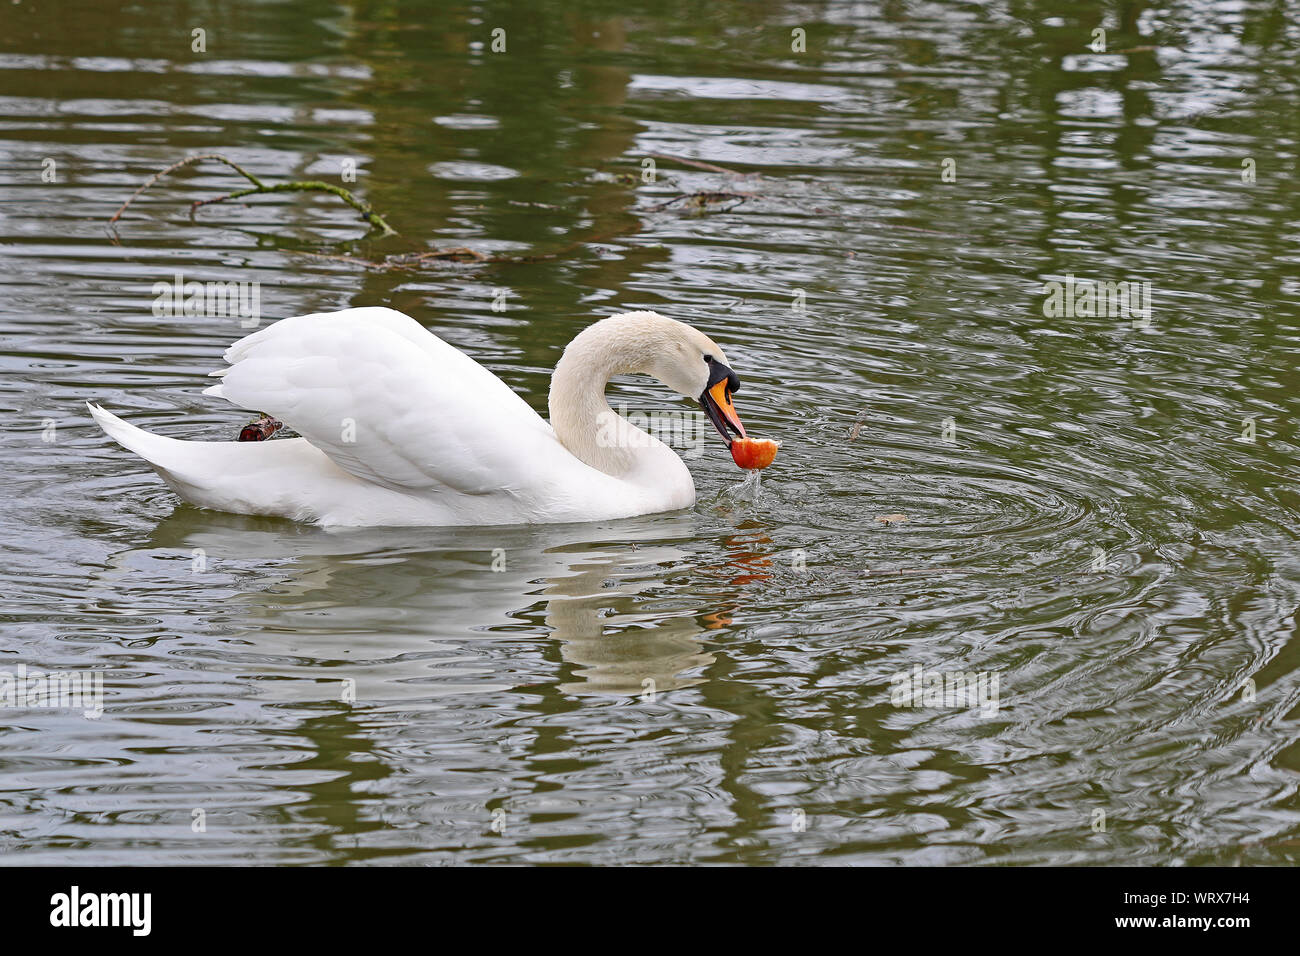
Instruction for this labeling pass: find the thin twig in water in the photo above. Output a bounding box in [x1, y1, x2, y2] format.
[645, 152, 748, 176]
[108, 153, 398, 237]
[295, 221, 647, 271]
[861, 568, 968, 576]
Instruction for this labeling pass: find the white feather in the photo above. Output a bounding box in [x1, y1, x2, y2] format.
[90, 307, 714, 527]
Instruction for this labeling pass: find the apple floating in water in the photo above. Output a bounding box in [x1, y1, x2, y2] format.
[730, 437, 780, 470]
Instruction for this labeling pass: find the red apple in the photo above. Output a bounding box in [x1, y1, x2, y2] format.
[730, 437, 780, 470]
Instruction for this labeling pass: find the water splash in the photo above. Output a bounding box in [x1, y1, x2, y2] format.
[725, 469, 764, 505]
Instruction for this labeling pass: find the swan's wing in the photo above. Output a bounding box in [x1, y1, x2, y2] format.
[203, 307, 554, 494]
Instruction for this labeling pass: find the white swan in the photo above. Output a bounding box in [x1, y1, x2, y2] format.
[88, 307, 753, 527]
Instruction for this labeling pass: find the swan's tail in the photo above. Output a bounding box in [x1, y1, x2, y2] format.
[87, 402, 336, 519]
[88, 402, 191, 474]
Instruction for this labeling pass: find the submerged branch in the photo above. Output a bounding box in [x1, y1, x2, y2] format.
[108, 153, 397, 237]
[645, 190, 753, 213]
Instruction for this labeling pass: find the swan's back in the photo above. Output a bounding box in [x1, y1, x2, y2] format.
[205, 307, 554, 496]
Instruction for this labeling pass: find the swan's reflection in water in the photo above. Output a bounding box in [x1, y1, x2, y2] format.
[115, 507, 721, 699]
[544, 555, 712, 696]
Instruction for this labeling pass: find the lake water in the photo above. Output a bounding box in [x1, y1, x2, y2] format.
[2, 0, 1299, 865]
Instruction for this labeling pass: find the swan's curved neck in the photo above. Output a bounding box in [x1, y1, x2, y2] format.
[548, 315, 672, 477]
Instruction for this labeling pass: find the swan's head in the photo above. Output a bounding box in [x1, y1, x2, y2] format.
[549, 311, 751, 470]
[635, 313, 749, 447]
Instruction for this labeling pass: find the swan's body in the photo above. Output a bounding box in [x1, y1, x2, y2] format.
[89, 307, 749, 527]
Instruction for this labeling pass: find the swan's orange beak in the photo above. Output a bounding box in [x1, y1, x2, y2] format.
[700, 360, 747, 447]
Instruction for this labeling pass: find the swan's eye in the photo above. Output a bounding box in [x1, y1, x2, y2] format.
[703, 354, 713, 364]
